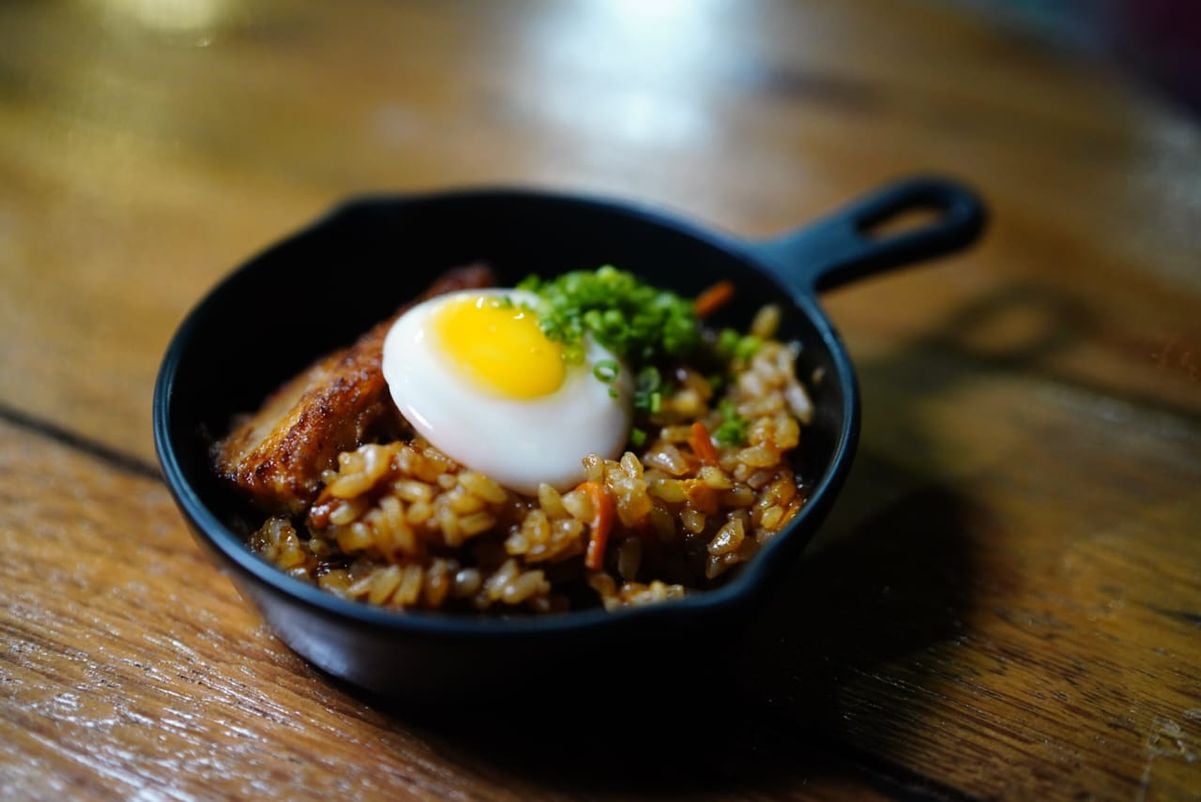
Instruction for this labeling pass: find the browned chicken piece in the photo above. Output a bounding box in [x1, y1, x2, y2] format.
[214, 263, 496, 514]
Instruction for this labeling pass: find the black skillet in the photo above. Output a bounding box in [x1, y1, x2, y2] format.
[153, 176, 985, 701]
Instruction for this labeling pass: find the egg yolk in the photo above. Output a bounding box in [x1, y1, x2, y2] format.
[434, 296, 565, 399]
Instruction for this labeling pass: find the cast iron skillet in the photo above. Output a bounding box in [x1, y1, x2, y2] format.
[154, 176, 984, 701]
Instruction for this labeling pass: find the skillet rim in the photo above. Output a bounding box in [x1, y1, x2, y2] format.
[152, 187, 861, 639]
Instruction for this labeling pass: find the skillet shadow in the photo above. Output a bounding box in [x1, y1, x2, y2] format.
[334, 282, 1086, 797]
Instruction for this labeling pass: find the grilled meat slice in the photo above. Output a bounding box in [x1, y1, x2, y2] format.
[214, 263, 495, 514]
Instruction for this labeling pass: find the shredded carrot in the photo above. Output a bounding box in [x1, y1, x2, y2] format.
[690, 421, 719, 465]
[694, 280, 735, 318]
[581, 481, 615, 571]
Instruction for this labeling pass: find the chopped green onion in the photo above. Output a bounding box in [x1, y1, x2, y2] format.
[632, 366, 665, 413]
[517, 266, 701, 382]
[735, 335, 762, 361]
[717, 328, 741, 358]
[593, 359, 620, 384]
[629, 427, 647, 448]
[714, 398, 749, 445]
[636, 365, 661, 392]
[563, 342, 585, 364]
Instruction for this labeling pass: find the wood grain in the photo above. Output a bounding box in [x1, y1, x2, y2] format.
[0, 419, 932, 802]
[1, 0, 1199, 799]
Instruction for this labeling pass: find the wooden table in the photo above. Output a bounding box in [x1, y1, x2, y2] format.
[2, 1, 1199, 799]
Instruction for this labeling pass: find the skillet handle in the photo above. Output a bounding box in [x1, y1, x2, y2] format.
[748, 176, 986, 293]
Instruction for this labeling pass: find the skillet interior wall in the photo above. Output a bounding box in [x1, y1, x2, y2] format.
[166, 194, 848, 578]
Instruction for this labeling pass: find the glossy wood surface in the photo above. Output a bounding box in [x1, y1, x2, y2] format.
[1, 1, 1199, 800]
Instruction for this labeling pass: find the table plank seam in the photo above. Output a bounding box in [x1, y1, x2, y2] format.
[0, 401, 161, 481]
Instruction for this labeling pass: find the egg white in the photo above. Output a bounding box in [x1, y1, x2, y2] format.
[381, 289, 632, 495]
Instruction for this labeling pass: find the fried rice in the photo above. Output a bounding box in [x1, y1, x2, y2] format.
[248, 306, 814, 614]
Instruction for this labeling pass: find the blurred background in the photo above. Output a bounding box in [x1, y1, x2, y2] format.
[958, 0, 1200, 113]
[2, 0, 1197, 461]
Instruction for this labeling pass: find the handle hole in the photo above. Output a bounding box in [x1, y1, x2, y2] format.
[856, 203, 946, 240]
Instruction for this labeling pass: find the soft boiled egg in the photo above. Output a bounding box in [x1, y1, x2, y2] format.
[381, 289, 631, 495]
